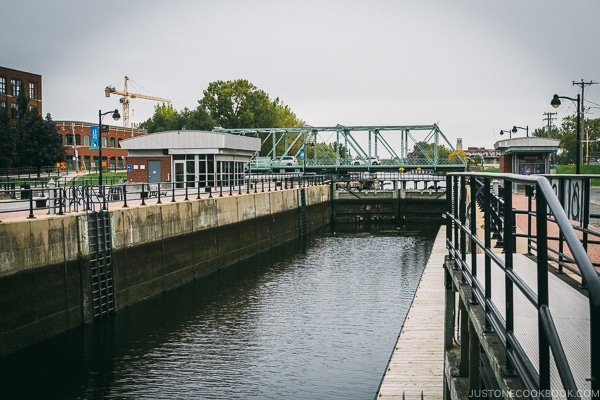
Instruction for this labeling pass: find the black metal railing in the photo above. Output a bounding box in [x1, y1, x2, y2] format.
[446, 172, 600, 397]
[0, 173, 328, 218]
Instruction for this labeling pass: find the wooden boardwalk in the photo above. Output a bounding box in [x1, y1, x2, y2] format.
[376, 227, 446, 399]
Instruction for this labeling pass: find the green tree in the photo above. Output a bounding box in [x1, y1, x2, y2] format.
[272, 98, 304, 127]
[138, 103, 182, 133]
[0, 108, 16, 169]
[180, 106, 216, 131]
[16, 112, 65, 176]
[199, 79, 278, 129]
[139, 103, 217, 133]
[410, 141, 451, 159]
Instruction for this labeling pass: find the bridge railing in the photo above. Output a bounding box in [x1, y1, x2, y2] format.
[445, 172, 600, 397]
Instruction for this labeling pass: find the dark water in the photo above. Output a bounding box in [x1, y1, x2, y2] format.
[0, 225, 438, 400]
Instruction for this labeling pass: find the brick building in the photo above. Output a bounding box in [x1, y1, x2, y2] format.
[55, 121, 147, 172]
[0, 66, 43, 121]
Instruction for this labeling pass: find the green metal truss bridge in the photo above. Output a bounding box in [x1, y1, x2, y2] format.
[213, 124, 467, 172]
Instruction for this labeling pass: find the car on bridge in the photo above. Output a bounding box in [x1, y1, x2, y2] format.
[351, 157, 381, 165]
[272, 156, 298, 166]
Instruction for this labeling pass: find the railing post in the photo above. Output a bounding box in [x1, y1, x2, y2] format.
[536, 184, 551, 392]
[122, 183, 128, 208]
[469, 177, 478, 305]
[459, 175, 467, 284]
[503, 178, 516, 376]
[483, 178, 493, 332]
[57, 188, 64, 215]
[446, 174, 452, 253]
[27, 189, 35, 219]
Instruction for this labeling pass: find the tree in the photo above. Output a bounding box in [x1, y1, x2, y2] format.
[138, 103, 182, 133]
[199, 79, 280, 129]
[272, 98, 304, 127]
[16, 112, 65, 176]
[0, 108, 16, 169]
[448, 149, 467, 164]
[141, 79, 304, 158]
[410, 141, 451, 159]
[139, 103, 216, 133]
[179, 106, 216, 131]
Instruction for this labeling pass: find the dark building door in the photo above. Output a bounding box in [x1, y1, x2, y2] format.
[148, 160, 162, 183]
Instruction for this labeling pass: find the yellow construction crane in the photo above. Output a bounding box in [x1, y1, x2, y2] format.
[105, 75, 171, 127]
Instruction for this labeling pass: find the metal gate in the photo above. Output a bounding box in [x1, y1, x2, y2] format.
[87, 211, 115, 318]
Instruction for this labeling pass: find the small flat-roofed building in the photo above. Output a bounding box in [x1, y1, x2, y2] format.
[494, 137, 560, 175]
[120, 130, 261, 187]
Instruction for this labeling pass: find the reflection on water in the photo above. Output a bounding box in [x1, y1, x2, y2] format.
[0, 224, 438, 400]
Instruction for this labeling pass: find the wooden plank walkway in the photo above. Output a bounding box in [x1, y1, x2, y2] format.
[376, 227, 446, 399]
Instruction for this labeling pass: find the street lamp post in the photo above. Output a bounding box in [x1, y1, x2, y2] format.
[499, 129, 514, 139]
[551, 93, 581, 174]
[98, 109, 121, 187]
[512, 125, 529, 137]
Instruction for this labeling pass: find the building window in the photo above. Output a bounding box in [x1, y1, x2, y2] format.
[11, 103, 19, 119]
[110, 138, 116, 148]
[0, 101, 6, 113]
[0, 77, 6, 95]
[84, 135, 90, 147]
[29, 82, 36, 99]
[11, 79, 22, 97]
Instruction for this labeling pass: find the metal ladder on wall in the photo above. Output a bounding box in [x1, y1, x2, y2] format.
[299, 188, 308, 237]
[87, 211, 116, 318]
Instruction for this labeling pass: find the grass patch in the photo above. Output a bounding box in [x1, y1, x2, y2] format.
[72, 171, 127, 185]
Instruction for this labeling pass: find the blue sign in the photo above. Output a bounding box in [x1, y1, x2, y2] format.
[299, 149, 305, 160]
[90, 125, 99, 150]
[127, 164, 132, 172]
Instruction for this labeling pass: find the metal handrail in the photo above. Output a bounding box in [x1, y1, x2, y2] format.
[0, 173, 329, 218]
[445, 172, 600, 396]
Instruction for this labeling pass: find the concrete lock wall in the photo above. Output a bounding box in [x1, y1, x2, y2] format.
[0, 185, 331, 355]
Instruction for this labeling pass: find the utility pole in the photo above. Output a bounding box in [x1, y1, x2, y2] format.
[573, 79, 597, 164]
[543, 112, 557, 137]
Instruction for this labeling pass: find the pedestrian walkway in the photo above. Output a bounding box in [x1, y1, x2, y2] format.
[375, 227, 446, 399]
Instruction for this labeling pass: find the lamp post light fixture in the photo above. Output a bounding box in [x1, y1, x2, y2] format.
[551, 93, 581, 174]
[98, 109, 121, 187]
[499, 129, 514, 139]
[512, 125, 529, 137]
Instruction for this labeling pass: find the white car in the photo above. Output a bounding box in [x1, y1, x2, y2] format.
[273, 156, 297, 166]
[352, 157, 381, 165]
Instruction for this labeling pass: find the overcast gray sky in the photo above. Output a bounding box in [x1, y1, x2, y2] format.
[2, 0, 599, 149]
